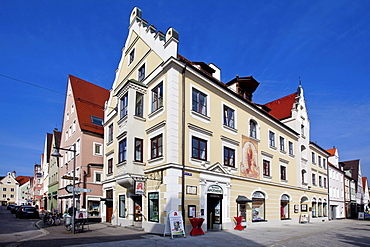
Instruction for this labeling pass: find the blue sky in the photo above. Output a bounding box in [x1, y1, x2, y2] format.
[1, 0, 370, 178]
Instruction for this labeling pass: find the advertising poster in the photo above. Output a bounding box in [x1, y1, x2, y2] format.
[240, 135, 259, 178]
[164, 210, 186, 238]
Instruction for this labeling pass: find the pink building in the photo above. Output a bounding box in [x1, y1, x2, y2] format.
[57, 75, 109, 222]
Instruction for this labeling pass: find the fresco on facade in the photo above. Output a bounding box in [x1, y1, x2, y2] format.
[240, 135, 259, 178]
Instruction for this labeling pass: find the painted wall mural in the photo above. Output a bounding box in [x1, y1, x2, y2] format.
[240, 135, 259, 178]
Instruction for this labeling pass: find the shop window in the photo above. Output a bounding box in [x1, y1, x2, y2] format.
[148, 192, 159, 222]
[312, 200, 317, 218]
[280, 194, 290, 219]
[252, 191, 265, 221]
[119, 195, 126, 218]
[318, 201, 322, 217]
[88, 201, 100, 217]
[323, 203, 328, 217]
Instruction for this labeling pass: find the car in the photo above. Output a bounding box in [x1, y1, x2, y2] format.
[7, 203, 16, 210]
[15, 206, 40, 219]
[11, 205, 20, 214]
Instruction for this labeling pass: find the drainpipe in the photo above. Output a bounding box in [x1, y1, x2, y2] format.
[181, 63, 187, 219]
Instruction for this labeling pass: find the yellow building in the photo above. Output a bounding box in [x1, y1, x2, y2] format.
[102, 7, 328, 234]
[1, 172, 19, 206]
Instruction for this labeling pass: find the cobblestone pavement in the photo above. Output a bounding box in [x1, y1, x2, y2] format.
[4, 218, 370, 247]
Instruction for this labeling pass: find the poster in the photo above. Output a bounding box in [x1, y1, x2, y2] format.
[168, 210, 185, 237]
[240, 135, 259, 178]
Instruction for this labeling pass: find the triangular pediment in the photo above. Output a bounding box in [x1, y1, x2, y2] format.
[206, 162, 230, 174]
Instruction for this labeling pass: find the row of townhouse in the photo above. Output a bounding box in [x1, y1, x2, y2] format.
[0, 171, 33, 206]
[5, 7, 369, 233]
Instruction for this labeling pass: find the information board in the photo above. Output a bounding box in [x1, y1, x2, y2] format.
[164, 210, 186, 238]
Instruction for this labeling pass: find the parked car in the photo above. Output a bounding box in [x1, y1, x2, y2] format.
[7, 203, 16, 210]
[16, 206, 40, 219]
[11, 205, 20, 214]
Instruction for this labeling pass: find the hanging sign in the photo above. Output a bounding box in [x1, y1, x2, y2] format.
[164, 210, 186, 238]
[135, 181, 145, 195]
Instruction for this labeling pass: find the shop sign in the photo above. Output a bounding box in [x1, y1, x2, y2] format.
[164, 210, 186, 238]
[207, 185, 223, 194]
[135, 181, 145, 195]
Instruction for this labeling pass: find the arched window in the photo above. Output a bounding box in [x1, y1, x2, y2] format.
[280, 194, 290, 219]
[301, 145, 307, 159]
[312, 198, 317, 218]
[318, 198, 322, 217]
[301, 169, 307, 184]
[300, 196, 308, 212]
[252, 191, 265, 221]
[249, 120, 257, 139]
[323, 199, 328, 217]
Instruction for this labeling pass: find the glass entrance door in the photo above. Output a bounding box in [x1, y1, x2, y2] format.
[207, 193, 223, 229]
[132, 196, 142, 222]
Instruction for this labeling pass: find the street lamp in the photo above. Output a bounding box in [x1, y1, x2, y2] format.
[51, 144, 77, 234]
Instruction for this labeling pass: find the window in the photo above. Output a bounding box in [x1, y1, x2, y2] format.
[279, 137, 285, 152]
[192, 88, 207, 115]
[151, 83, 163, 112]
[288, 141, 294, 155]
[10, 188, 14, 192]
[2, 188, 5, 191]
[10, 195, 14, 198]
[120, 93, 128, 118]
[319, 175, 322, 187]
[281, 194, 290, 219]
[119, 195, 126, 218]
[263, 160, 270, 177]
[302, 170, 307, 184]
[312, 173, 316, 185]
[108, 124, 113, 143]
[107, 158, 113, 174]
[312, 201, 317, 217]
[223, 105, 235, 128]
[252, 191, 265, 221]
[118, 139, 127, 163]
[223, 147, 235, 167]
[250, 120, 257, 139]
[318, 156, 322, 167]
[135, 92, 144, 117]
[148, 192, 159, 222]
[312, 152, 316, 164]
[323, 203, 328, 216]
[323, 159, 327, 169]
[138, 64, 145, 82]
[192, 136, 207, 161]
[94, 143, 103, 156]
[129, 49, 135, 64]
[95, 172, 102, 183]
[324, 177, 327, 188]
[280, 166, 287, 181]
[2, 194, 5, 198]
[91, 116, 103, 126]
[134, 138, 143, 162]
[88, 201, 100, 217]
[72, 120, 76, 133]
[269, 131, 275, 147]
[151, 134, 163, 159]
[65, 131, 68, 142]
[76, 139, 81, 155]
[301, 124, 304, 136]
[71, 104, 75, 114]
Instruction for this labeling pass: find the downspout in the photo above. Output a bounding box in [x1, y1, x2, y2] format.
[181, 63, 187, 219]
[327, 162, 330, 220]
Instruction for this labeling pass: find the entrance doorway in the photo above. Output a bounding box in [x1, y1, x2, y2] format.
[106, 202, 113, 223]
[207, 193, 223, 230]
[132, 196, 142, 227]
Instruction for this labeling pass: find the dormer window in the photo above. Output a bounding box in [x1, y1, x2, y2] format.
[91, 116, 103, 126]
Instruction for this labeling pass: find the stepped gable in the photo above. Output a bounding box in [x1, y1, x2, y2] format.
[264, 92, 297, 120]
[69, 75, 110, 135]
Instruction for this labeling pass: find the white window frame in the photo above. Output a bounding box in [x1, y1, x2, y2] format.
[94, 171, 103, 183]
[93, 142, 103, 156]
[190, 84, 210, 123]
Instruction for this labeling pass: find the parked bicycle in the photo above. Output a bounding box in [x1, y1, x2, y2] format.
[43, 212, 62, 226]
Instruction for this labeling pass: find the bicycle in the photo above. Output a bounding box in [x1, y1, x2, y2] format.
[43, 212, 54, 226]
[52, 214, 62, 225]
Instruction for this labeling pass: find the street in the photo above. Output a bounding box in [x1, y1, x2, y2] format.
[1, 206, 369, 247]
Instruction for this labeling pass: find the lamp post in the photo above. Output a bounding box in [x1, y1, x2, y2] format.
[51, 144, 77, 234]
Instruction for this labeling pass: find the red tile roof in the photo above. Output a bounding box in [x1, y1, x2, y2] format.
[69, 75, 110, 135]
[16, 176, 32, 186]
[326, 148, 337, 156]
[264, 93, 297, 120]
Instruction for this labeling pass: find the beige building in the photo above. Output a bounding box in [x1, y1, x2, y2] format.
[102, 7, 329, 234]
[1, 171, 19, 206]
